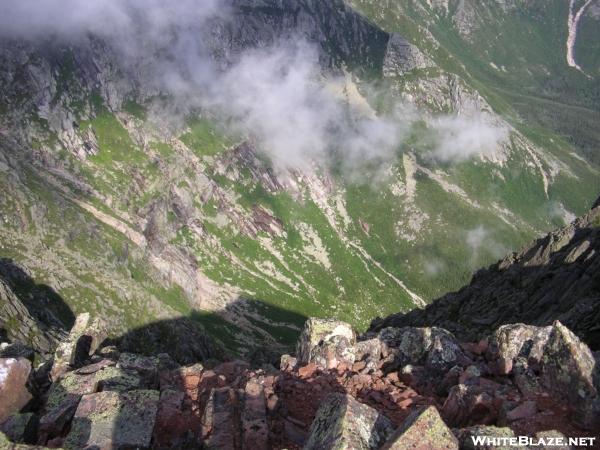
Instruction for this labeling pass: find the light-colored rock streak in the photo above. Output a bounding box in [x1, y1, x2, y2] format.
[567, 0, 593, 75]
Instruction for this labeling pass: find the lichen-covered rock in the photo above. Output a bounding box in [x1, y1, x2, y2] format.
[540, 320, 599, 429]
[487, 323, 551, 375]
[0, 413, 37, 444]
[63, 390, 159, 449]
[117, 352, 158, 389]
[297, 318, 356, 369]
[38, 370, 97, 440]
[50, 313, 107, 380]
[378, 327, 465, 373]
[381, 406, 458, 449]
[304, 393, 393, 450]
[454, 425, 516, 450]
[0, 358, 32, 423]
[533, 430, 572, 450]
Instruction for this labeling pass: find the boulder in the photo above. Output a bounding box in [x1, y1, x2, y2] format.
[0, 413, 38, 444]
[153, 389, 202, 449]
[381, 406, 458, 449]
[454, 425, 516, 450]
[304, 393, 393, 450]
[280, 354, 297, 371]
[487, 324, 551, 375]
[540, 321, 599, 429]
[201, 388, 238, 448]
[51, 313, 107, 380]
[117, 352, 158, 388]
[378, 327, 465, 373]
[38, 370, 97, 440]
[241, 379, 268, 450]
[0, 358, 32, 423]
[297, 318, 356, 369]
[63, 390, 159, 449]
[441, 384, 497, 427]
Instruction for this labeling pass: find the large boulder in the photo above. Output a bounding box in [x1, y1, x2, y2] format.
[297, 318, 356, 369]
[378, 327, 466, 373]
[381, 406, 458, 449]
[540, 320, 600, 429]
[63, 390, 159, 449]
[304, 393, 393, 450]
[0, 358, 32, 423]
[51, 313, 107, 380]
[487, 324, 551, 375]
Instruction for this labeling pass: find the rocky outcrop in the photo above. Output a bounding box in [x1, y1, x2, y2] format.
[296, 318, 356, 369]
[383, 34, 433, 77]
[50, 313, 107, 380]
[381, 406, 458, 449]
[540, 321, 600, 429]
[0, 314, 598, 448]
[0, 358, 32, 423]
[304, 393, 393, 450]
[371, 198, 600, 350]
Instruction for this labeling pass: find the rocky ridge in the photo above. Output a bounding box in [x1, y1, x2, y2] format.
[0, 313, 598, 449]
[371, 195, 600, 350]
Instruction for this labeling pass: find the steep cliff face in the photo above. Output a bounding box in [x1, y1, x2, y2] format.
[371, 197, 600, 350]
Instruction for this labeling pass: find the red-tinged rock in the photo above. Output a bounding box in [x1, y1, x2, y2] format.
[336, 362, 348, 375]
[263, 375, 276, 388]
[214, 360, 249, 382]
[385, 372, 400, 384]
[242, 379, 268, 450]
[202, 387, 238, 448]
[153, 389, 202, 449]
[352, 361, 367, 373]
[397, 398, 413, 409]
[458, 365, 481, 384]
[0, 358, 32, 423]
[506, 400, 537, 422]
[267, 393, 279, 412]
[298, 363, 318, 379]
[441, 384, 497, 427]
[461, 340, 488, 356]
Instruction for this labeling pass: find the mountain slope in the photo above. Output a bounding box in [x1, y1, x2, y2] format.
[0, 0, 598, 356]
[371, 196, 600, 350]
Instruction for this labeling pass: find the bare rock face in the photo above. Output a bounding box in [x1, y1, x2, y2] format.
[63, 390, 159, 449]
[304, 393, 393, 450]
[297, 318, 356, 369]
[540, 320, 600, 429]
[378, 327, 466, 373]
[487, 323, 552, 375]
[0, 358, 32, 423]
[383, 33, 433, 77]
[381, 406, 458, 450]
[51, 313, 107, 380]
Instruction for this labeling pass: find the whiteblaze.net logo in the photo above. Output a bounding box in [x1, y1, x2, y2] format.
[471, 435, 597, 447]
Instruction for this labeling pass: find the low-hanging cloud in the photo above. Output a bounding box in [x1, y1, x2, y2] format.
[0, 0, 509, 172]
[427, 114, 509, 162]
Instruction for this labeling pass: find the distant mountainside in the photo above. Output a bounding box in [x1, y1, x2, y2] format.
[371, 196, 600, 350]
[0, 0, 599, 356]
